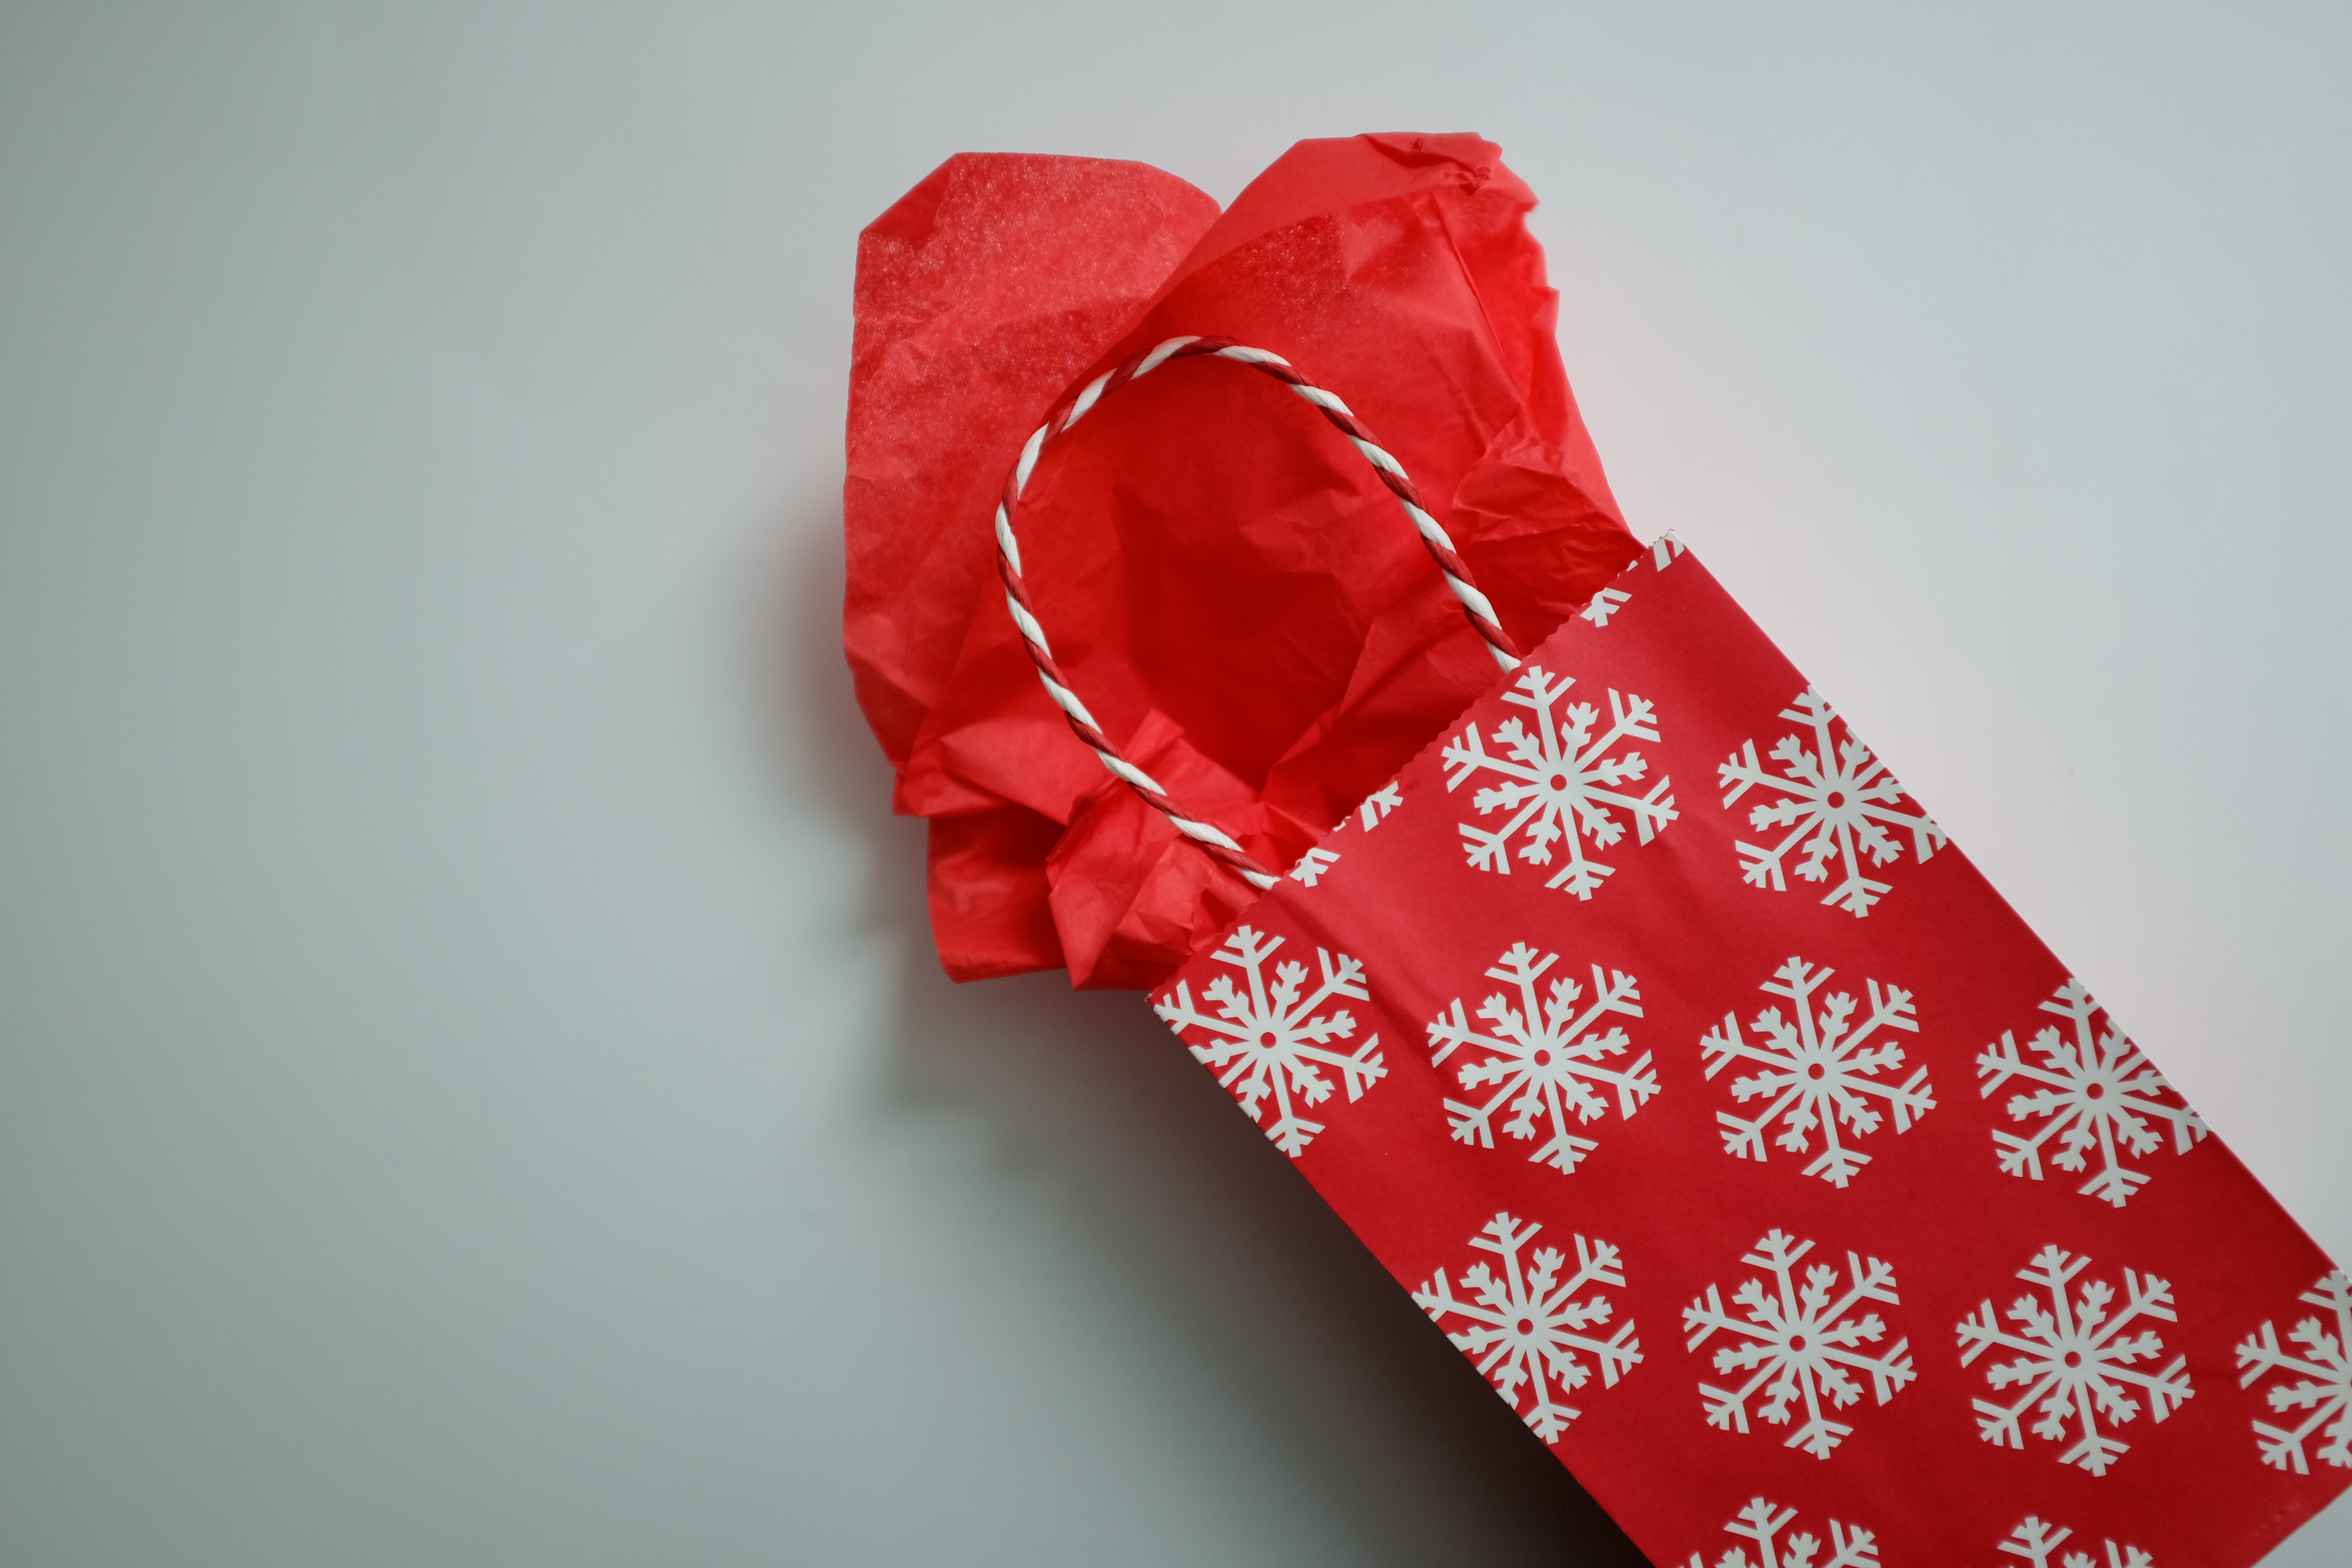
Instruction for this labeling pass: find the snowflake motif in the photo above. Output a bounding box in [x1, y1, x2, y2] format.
[1977, 980, 2206, 1208]
[1426, 943, 1656, 1175]
[1441, 665, 1677, 899]
[1683, 1230, 1914, 1459]
[1580, 587, 1631, 627]
[1996, 1518, 2154, 1568]
[1152, 926, 1384, 1159]
[1719, 687, 1946, 917]
[2235, 1270, 2352, 1474]
[1702, 958, 1930, 1188]
[1681, 1497, 1880, 1568]
[1957, 1245, 2193, 1477]
[1288, 846, 1339, 886]
[1653, 531, 1687, 571]
[1412, 1212, 1640, 1443]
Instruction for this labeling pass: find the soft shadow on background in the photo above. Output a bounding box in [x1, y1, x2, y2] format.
[784, 506, 1647, 1565]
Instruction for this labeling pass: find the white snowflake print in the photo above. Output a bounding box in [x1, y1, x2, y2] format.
[2235, 1269, 2352, 1474]
[1152, 926, 1384, 1159]
[1957, 1245, 2193, 1477]
[1287, 846, 1339, 887]
[1681, 1497, 1879, 1568]
[1977, 980, 2205, 1209]
[1719, 687, 1946, 917]
[1996, 1518, 2153, 1568]
[1653, 531, 1687, 571]
[1701, 958, 1930, 1188]
[1412, 1212, 1640, 1443]
[1355, 780, 1401, 830]
[1441, 664, 1677, 899]
[1426, 943, 1657, 1175]
[1683, 1230, 1914, 1459]
[1580, 587, 1631, 627]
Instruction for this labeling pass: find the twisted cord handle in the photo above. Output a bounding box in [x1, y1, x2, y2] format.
[994, 335, 1523, 891]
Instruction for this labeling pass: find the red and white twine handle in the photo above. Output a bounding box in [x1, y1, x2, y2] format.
[995, 335, 1524, 893]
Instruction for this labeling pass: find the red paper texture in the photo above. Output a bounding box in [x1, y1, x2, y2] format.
[844, 136, 1641, 989]
[1154, 543, 2349, 1567]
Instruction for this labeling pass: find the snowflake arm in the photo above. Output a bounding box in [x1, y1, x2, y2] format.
[1580, 587, 1631, 626]
[2236, 1270, 2352, 1473]
[1999, 1518, 2074, 1567]
[1681, 1498, 1880, 1568]
[1997, 1516, 2156, 1568]
[1287, 846, 1340, 886]
[1354, 781, 1402, 830]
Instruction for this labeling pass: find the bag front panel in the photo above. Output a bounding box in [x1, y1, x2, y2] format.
[1154, 541, 2347, 1567]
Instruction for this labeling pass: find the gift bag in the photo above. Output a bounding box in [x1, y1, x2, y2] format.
[847, 139, 2350, 1567]
[1000, 338, 2350, 1565]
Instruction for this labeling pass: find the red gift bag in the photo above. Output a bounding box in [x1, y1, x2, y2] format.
[980, 336, 2349, 1566]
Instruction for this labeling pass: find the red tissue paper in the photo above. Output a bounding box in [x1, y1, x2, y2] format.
[844, 135, 1640, 989]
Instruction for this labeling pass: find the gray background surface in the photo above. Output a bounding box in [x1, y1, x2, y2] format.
[2, 3, 2346, 1563]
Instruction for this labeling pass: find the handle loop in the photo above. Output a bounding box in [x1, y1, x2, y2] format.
[995, 335, 1523, 891]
